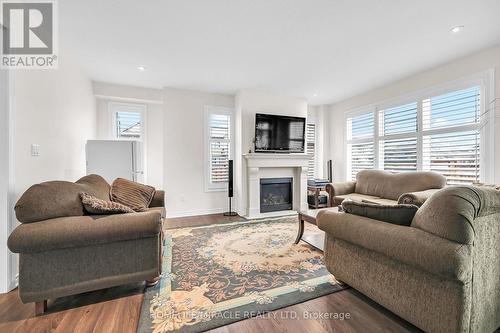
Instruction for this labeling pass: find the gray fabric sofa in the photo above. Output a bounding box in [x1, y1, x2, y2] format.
[8, 174, 164, 315]
[326, 170, 447, 207]
[318, 186, 500, 333]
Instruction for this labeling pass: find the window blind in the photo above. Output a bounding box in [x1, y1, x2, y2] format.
[349, 141, 374, 180]
[423, 86, 480, 130]
[116, 111, 141, 139]
[380, 137, 417, 172]
[347, 112, 374, 140]
[380, 102, 417, 135]
[306, 123, 316, 179]
[209, 113, 230, 183]
[423, 130, 480, 185]
[421, 86, 481, 184]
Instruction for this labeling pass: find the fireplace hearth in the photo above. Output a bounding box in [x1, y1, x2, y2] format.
[260, 178, 293, 213]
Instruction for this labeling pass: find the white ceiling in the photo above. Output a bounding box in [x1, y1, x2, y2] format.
[61, 0, 500, 105]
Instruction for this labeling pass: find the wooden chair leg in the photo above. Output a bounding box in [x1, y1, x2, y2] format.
[35, 300, 47, 316]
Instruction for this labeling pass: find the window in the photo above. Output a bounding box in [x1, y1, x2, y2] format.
[346, 112, 375, 180]
[205, 106, 233, 191]
[346, 84, 484, 184]
[110, 102, 145, 141]
[306, 123, 316, 179]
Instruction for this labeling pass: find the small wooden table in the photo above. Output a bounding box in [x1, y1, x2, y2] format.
[295, 209, 326, 251]
[307, 185, 328, 209]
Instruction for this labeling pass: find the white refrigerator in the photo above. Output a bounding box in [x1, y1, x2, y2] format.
[86, 140, 144, 184]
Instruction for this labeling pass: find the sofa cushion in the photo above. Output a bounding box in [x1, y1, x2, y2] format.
[110, 178, 156, 212]
[80, 192, 134, 214]
[334, 193, 398, 206]
[355, 170, 446, 200]
[411, 186, 500, 244]
[15, 174, 112, 223]
[342, 200, 418, 226]
[8, 211, 162, 253]
[15, 181, 86, 223]
[317, 210, 472, 282]
[75, 174, 111, 201]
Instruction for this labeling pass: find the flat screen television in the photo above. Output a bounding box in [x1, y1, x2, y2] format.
[254, 113, 306, 153]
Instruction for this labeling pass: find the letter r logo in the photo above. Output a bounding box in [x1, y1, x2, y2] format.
[2, 2, 53, 55]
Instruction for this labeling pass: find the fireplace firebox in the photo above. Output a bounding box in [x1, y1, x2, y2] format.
[260, 177, 293, 213]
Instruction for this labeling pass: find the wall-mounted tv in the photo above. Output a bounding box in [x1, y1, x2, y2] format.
[254, 113, 306, 153]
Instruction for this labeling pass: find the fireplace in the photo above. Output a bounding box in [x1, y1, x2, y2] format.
[260, 177, 293, 213]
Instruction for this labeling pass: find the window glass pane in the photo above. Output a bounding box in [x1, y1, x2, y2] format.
[347, 112, 374, 140]
[380, 102, 417, 136]
[348, 142, 374, 180]
[380, 137, 417, 172]
[422, 130, 480, 184]
[116, 111, 141, 139]
[423, 86, 480, 130]
[209, 114, 230, 139]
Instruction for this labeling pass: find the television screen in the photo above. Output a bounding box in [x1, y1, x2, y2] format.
[254, 113, 306, 153]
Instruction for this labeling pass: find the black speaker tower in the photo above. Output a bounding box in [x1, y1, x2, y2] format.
[327, 160, 333, 182]
[223, 159, 238, 216]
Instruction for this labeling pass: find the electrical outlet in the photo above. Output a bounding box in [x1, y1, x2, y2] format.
[31, 144, 40, 157]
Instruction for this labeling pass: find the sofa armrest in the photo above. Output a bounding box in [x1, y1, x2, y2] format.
[317, 210, 472, 282]
[150, 190, 165, 208]
[325, 181, 356, 207]
[8, 211, 162, 254]
[398, 188, 440, 206]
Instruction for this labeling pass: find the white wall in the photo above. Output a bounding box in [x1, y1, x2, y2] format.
[234, 90, 308, 215]
[93, 82, 164, 189]
[163, 88, 234, 217]
[307, 105, 329, 179]
[0, 69, 13, 293]
[8, 55, 96, 290]
[327, 45, 500, 183]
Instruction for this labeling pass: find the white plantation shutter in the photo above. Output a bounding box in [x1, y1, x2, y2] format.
[306, 123, 316, 179]
[422, 86, 480, 130]
[348, 141, 374, 180]
[347, 112, 375, 180]
[380, 137, 417, 172]
[345, 84, 483, 184]
[422, 130, 480, 184]
[115, 111, 142, 139]
[421, 86, 481, 184]
[379, 102, 418, 172]
[208, 113, 230, 184]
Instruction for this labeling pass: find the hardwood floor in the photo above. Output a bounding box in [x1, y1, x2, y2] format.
[0, 214, 421, 333]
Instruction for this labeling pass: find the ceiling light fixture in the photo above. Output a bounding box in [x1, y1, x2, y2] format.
[450, 25, 464, 33]
[137, 66, 146, 71]
[312, 93, 318, 97]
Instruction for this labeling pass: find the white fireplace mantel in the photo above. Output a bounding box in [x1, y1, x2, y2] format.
[243, 153, 310, 219]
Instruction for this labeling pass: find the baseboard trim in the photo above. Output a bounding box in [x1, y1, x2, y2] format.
[166, 208, 226, 218]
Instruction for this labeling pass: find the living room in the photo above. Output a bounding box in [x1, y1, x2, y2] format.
[0, 1, 499, 333]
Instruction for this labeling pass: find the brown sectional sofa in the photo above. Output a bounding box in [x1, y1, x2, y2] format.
[318, 186, 500, 333]
[326, 169, 447, 206]
[8, 174, 164, 314]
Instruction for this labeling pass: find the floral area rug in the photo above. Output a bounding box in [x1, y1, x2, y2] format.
[136, 217, 347, 333]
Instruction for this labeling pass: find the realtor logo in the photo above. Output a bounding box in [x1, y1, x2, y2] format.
[1, 0, 58, 68]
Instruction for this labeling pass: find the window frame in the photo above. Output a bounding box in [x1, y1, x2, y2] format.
[345, 70, 495, 183]
[204, 105, 234, 192]
[108, 102, 147, 142]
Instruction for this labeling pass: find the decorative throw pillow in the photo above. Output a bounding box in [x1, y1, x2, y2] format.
[110, 178, 156, 212]
[341, 199, 418, 226]
[80, 192, 134, 214]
